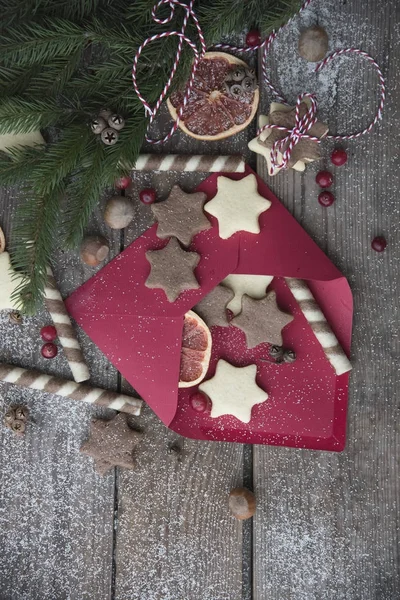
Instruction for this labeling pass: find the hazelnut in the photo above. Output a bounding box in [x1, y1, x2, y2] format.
[104, 196, 135, 229]
[80, 235, 110, 266]
[298, 26, 329, 62]
[228, 487, 256, 520]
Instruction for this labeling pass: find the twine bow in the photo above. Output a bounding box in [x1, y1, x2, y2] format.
[256, 93, 320, 175]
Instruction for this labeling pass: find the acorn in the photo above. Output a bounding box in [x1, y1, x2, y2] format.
[298, 26, 329, 62]
[228, 487, 256, 520]
[80, 235, 110, 267]
[104, 196, 135, 229]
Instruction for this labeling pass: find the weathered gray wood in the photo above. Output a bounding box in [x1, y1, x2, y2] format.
[113, 124, 256, 600]
[253, 1, 400, 599]
[0, 193, 120, 599]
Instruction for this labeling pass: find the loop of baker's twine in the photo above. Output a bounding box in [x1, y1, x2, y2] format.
[132, 0, 206, 145]
[132, 0, 386, 162]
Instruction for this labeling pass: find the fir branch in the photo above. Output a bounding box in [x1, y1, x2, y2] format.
[0, 97, 85, 134]
[0, 65, 41, 98]
[0, 146, 44, 187]
[10, 181, 65, 314]
[62, 139, 108, 247]
[31, 126, 92, 195]
[26, 49, 85, 97]
[0, 19, 88, 68]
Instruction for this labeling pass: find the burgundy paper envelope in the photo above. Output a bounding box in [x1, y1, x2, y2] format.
[66, 166, 352, 451]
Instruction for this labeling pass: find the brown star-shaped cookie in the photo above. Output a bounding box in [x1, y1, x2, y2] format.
[194, 285, 234, 327]
[80, 413, 143, 476]
[248, 100, 329, 175]
[231, 291, 294, 348]
[264, 102, 328, 165]
[152, 185, 211, 247]
[145, 237, 200, 302]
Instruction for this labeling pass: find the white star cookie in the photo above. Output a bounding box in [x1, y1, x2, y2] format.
[221, 274, 274, 315]
[204, 174, 271, 239]
[199, 359, 268, 423]
[0, 252, 26, 311]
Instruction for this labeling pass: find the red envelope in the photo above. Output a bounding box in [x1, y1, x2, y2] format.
[66, 166, 352, 451]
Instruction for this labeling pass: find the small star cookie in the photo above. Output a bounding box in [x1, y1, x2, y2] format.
[194, 285, 234, 327]
[221, 274, 274, 315]
[80, 413, 143, 476]
[248, 101, 329, 176]
[152, 185, 211, 247]
[145, 237, 200, 302]
[199, 359, 268, 423]
[231, 291, 293, 348]
[204, 174, 271, 239]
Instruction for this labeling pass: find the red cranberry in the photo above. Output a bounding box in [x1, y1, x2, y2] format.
[41, 343, 58, 359]
[246, 29, 261, 47]
[139, 188, 156, 205]
[316, 170, 333, 188]
[318, 191, 335, 207]
[331, 148, 348, 166]
[371, 236, 387, 252]
[115, 176, 131, 190]
[40, 325, 57, 342]
[190, 392, 209, 413]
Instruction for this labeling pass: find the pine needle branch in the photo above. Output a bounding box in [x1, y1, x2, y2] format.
[10, 181, 65, 314]
[0, 19, 89, 68]
[0, 97, 86, 134]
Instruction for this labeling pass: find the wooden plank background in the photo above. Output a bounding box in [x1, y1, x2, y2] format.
[0, 0, 399, 598]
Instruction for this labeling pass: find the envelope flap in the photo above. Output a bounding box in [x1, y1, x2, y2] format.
[67, 312, 183, 425]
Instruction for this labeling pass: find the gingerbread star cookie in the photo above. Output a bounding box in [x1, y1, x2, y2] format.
[194, 285, 234, 327]
[231, 291, 293, 348]
[152, 185, 211, 247]
[199, 359, 268, 423]
[248, 100, 329, 175]
[204, 174, 271, 239]
[80, 413, 143, 476]
[221, 274, 274, 315]
[145, 237, 200, 302]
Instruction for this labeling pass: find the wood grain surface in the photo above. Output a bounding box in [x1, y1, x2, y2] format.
[253, 1, 400, 599]
[0, 0, 399, 599]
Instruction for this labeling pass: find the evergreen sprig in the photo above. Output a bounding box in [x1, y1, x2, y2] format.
[0, 0, 301, 314]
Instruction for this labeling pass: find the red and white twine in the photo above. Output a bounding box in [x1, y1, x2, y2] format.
[132, 0, 386, 166]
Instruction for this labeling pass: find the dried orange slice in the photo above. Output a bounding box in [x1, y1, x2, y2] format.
[179, 310, 212, 388]
[167, 51, 259, 141]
